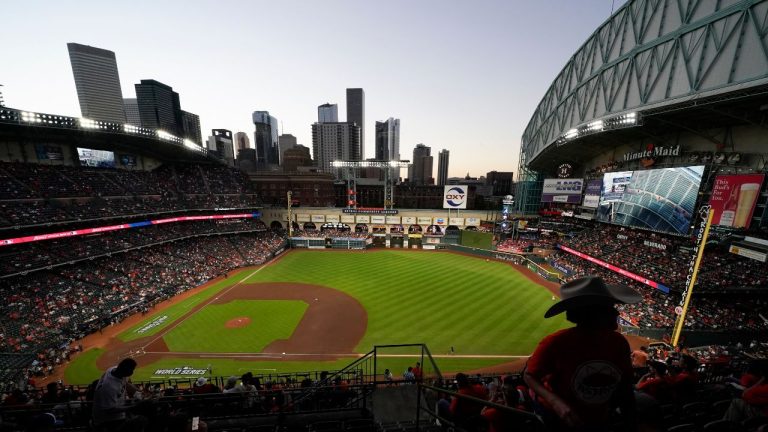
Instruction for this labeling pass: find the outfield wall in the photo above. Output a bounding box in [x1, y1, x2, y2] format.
[447, 244, 561, 283]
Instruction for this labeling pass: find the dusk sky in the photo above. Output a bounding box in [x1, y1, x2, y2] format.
[2, 0, 625, 178]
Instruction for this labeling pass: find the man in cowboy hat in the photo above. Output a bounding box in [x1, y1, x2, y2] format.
[524, 276, 641, 431]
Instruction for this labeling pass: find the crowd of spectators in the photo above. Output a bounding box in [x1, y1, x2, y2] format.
[0, 162, 260, 228]
[0, 226, 286, 385]
[550, 252, 768, 332]
[558, 222, 768, 292]
[290, 229, 370, 239]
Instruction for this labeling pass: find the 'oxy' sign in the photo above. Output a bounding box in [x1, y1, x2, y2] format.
[443, 185, 468, 209]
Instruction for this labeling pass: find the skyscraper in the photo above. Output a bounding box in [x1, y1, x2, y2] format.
[346, 88, 364, 158]
[67, 43, 126, 123]
[318, 103, 338, 123]
[181, 111, 202, 145]
[252, 111, 279, 166]
[312, 122, 361, 175]
[210, 129, 234, 164]
[437, 149, 450, 186]
[278, 133, 298, 157]
[375, 118, 399, 161]
[486, 171, 514, 195]
[234, 132, 250, 150]
[411, 143, 433, 185]
[135, 79, 183, 135]
[123, 98, 141, 126]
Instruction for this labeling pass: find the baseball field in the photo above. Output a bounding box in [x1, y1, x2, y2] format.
[63, 250, 568, 384]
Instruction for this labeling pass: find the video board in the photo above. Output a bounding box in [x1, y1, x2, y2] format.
[596, 166, 705, 235]
[77, 147, 116, 168]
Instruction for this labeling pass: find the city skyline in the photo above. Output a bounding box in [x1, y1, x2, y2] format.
[2, 0, 625, 177]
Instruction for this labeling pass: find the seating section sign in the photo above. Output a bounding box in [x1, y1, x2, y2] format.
[709, 174, 765, 229]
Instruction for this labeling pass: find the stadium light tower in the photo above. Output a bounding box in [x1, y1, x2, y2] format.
[331, 160, 410, 210]
[0, 84, 5, 107]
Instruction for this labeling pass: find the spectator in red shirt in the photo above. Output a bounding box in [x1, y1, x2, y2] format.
[724, 365, 768, 423]
[524, 276, 640, 431]
[636, 361, 671, 403]
[412, 362, 423, 382]
[437, 373, 489, 431]
[669, 354, 699, 402]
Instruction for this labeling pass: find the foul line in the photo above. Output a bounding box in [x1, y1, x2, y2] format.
[140, 266, 268, 351]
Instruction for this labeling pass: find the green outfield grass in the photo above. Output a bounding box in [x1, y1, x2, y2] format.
[66, 250, 568, 383]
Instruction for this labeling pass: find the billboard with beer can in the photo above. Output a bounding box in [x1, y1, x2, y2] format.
[443, 185, 468, 209]
[541, 178, 584, 203]
[709, 174, 765, 229]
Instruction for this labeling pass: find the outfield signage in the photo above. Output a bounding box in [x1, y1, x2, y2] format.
[355, 215, 370, 223]
[709, 174, 765, 229]
[135, 315, 168, 334]
[0, 212, 261, 247]
[326, 214, 340, 223]
[371, 215, 386, 224]
[296, 214, 311, 222]
[386, 216, 401, 224]
[449, 218, 464, 226]
[311, 215, 325, 223]
[443, 185, 468, 209]
[402, 216, 416, 225]
[583, 179, 602, 208]
[558, 244, 670, 293]
[342, 208, 399, 215]
[465, 217, 480, 226]
[417, 217, 432, 225]
[541, 178, 583, 203]
[340, 215, 355, 223]
[729, 245, 767, 263]
[153, 366, 209, 376]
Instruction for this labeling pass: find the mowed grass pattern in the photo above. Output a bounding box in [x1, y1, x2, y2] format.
[163, 300, 308, 353]
[241, 251, 568, 355]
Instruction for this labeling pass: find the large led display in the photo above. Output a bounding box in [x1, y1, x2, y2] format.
[77, 147, 116, 168]
[596, 166, 705, 235]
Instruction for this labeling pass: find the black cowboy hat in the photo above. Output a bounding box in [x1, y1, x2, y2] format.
[544, 276, 642, 318]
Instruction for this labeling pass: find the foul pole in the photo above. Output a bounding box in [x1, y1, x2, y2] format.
[671, 206, 714, 347]
[287, 191, 293, 237]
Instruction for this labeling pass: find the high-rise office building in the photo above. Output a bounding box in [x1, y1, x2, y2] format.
[252, 111, 279, 166]
[375, 118, 400, 179]
[346, 88, 364, 158]
[411, 143, 433, 185]
[279, 133, 298, 158]
[311, 122, 361, 175]
[123, 98, 141, 126]
[437, 149, 450, 186]
[486, 171, 514, 195]
[135, 79, 183, 135]
[67, 43, 126, 123]
[283, 145, 313, 172]
[210, 129, 234, 164]
[318, 103, 338, 123]
[181, 111, 202, 145]
[234, 132, 250, 150]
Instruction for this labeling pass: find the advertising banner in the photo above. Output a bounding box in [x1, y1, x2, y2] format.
[311, 214, 325, 223]
[326, 214, 340, 223]
[402, 216, 416, 225]
[417, 217, 433, 225]
[433, 217, 447, 226]
[465, 217, 480, 226]
[340, 215, 356, 224]
[297, 214, 311, 222]
[541, 178, 583, 203]
[355, 215, 370, 223]
[371, 215, 386, 224]
[386, 216, 401, 224]
[449, 218, 464, 226]
[709, 174, 765, 229]
[443, 185, 468, 209]
[582, 179, 602, 208]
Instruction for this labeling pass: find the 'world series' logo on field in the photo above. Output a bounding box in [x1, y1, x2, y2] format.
[444, 186, 468, 209]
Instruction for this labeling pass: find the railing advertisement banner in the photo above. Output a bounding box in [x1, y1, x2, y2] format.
[709, 174, 765, 229]
[541, 178, 583, 203]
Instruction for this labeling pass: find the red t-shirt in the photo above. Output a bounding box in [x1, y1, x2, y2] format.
[743, 383, 768, 415]
[636, 376, 671, 402]
[526, 327, 633, 426]
[450, 384, 489, 419]
[741, 373, 760, 388]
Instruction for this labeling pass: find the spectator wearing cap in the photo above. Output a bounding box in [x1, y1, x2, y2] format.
[437, 372, 489, 430]
[524, 276, 640, 432]
[223, 376, 242, 394]
[192, 377, 220, 395]
[636, 361, 671, 403]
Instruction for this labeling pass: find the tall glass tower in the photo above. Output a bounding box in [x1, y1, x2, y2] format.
[67, 43, 126, 123]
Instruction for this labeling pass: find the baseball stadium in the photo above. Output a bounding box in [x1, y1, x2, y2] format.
[1, 1, 768, 431]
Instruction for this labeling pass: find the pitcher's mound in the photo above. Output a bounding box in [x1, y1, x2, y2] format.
[225, 317, 251, 328]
